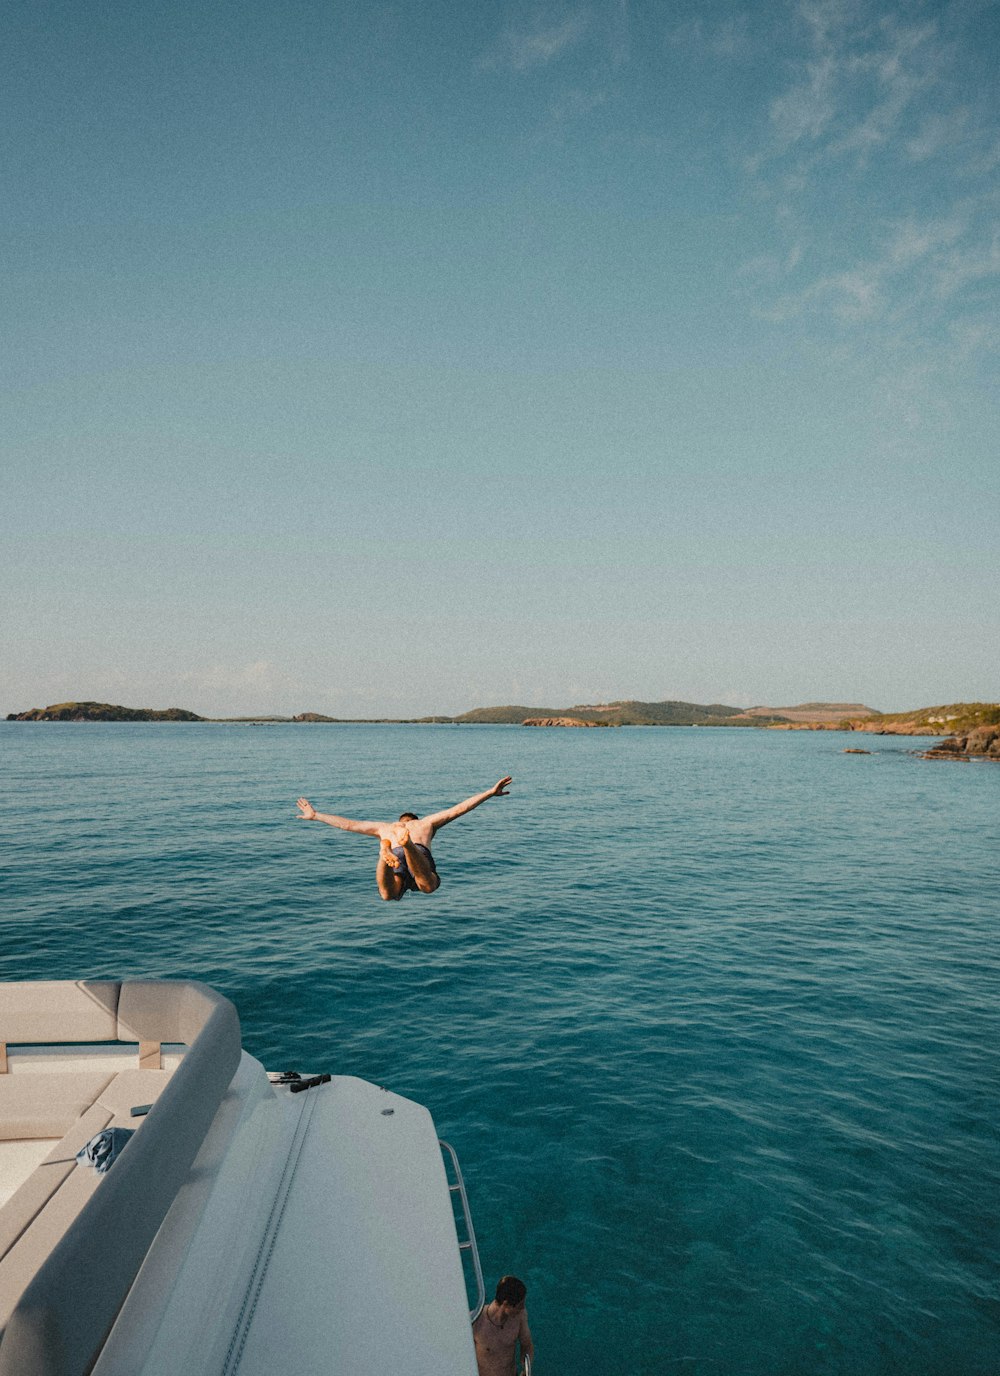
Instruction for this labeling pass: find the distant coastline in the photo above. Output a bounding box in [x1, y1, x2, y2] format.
[7, 698, 1000, 753]
[6, 698, 872, 726]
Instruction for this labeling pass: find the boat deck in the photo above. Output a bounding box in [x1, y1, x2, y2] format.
[0, 981, 478, 1376]
[96, 1066, 478, 1376]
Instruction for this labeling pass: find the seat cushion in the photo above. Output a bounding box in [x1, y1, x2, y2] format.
[0, 1106, 113, 1265]
[0, 1167, 103, 1327]
[0, 982, 120, 1045]
[96, 1070, 172, 1126]
[0, 1073, 114, 1141]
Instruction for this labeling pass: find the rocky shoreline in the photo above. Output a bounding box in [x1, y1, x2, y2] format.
[522, 717, 613, 727]
[920, 725, 1000, 761]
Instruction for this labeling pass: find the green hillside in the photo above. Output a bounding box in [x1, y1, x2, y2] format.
[861, 702, 1000, 733]
[452, 705, 566, 724]
[451, 699, 775, 726]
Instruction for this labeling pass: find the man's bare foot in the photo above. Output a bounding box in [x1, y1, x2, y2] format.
[381, 836, 401, 868]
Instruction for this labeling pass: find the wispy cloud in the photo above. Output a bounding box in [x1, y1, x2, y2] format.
[831, 21, 938, 161]
[948, 314, 1000, 363]
[764, 10, 943, 165]
[886, 212, 967, 269]
[906, 107, 970, 162]
[933, 231, 1000, 300]
[769, 53, 840, 146]
[761, 262, 881, 323]
[480, 5, 632, 136]
[669, 12, 755, 61]
[484, 13, 590, 73]
[759, 209, 985, 324]
[739, 0, 1000, 388]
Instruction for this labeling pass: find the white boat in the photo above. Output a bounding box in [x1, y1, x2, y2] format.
[0, 979, 484, 1375]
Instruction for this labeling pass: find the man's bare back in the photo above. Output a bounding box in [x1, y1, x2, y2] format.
[296, 777, 512, 901]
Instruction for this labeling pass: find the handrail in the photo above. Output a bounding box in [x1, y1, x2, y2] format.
[439, 1138, 485, 1321]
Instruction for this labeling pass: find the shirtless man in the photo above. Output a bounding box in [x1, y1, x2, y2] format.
[296, 777, 512, 901]
[473, 1275, 534, 1376]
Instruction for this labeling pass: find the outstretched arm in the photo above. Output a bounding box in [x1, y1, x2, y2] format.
[296, 798, 382, 836]
[423, 777, 512, 831]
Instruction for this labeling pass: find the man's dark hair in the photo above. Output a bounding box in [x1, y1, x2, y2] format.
[495, 1275, 527, 1306]
[399, 811, 419, 822]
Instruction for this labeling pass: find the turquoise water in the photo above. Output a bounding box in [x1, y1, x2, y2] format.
[1, 722, 998, 1374]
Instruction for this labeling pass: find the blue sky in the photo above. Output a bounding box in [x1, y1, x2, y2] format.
[3, 0, 998, 717]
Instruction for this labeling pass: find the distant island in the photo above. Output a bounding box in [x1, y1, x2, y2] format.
[7, 702, 205, 722]
[6, 698, 999, 758]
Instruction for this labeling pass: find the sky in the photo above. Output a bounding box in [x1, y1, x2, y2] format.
[3, 0, 998, 718]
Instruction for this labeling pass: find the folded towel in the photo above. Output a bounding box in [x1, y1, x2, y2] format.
[76, 1127, 135, 1174]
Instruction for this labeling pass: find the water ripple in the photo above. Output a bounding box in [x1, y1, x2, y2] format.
[1, 722, 997, 1374]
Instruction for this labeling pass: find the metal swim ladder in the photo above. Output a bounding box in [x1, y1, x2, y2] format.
[439, 1139, 485, 1321]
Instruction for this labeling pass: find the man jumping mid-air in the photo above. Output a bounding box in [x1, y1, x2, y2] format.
[296, 777, 512, 900]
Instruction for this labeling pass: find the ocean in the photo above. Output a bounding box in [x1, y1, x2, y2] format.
[1, 721, 997, 1375]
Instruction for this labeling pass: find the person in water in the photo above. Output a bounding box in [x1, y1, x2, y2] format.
[296, 777, 512, 900]
[472, 1275, 534, 1376]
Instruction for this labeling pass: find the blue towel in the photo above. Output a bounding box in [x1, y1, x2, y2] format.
[76, 1127, 135, 1174]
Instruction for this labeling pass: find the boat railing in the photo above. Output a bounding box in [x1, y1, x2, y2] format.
[439, 1138, 485, 1321]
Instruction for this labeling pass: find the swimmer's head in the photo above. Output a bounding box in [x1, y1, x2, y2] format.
[399, 811, 419, 822]
[494, 1275, 527, 1308]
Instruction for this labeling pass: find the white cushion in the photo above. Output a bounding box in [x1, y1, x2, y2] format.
[0, 983, 119, 1045]
[0, 1074, 114, 1141]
